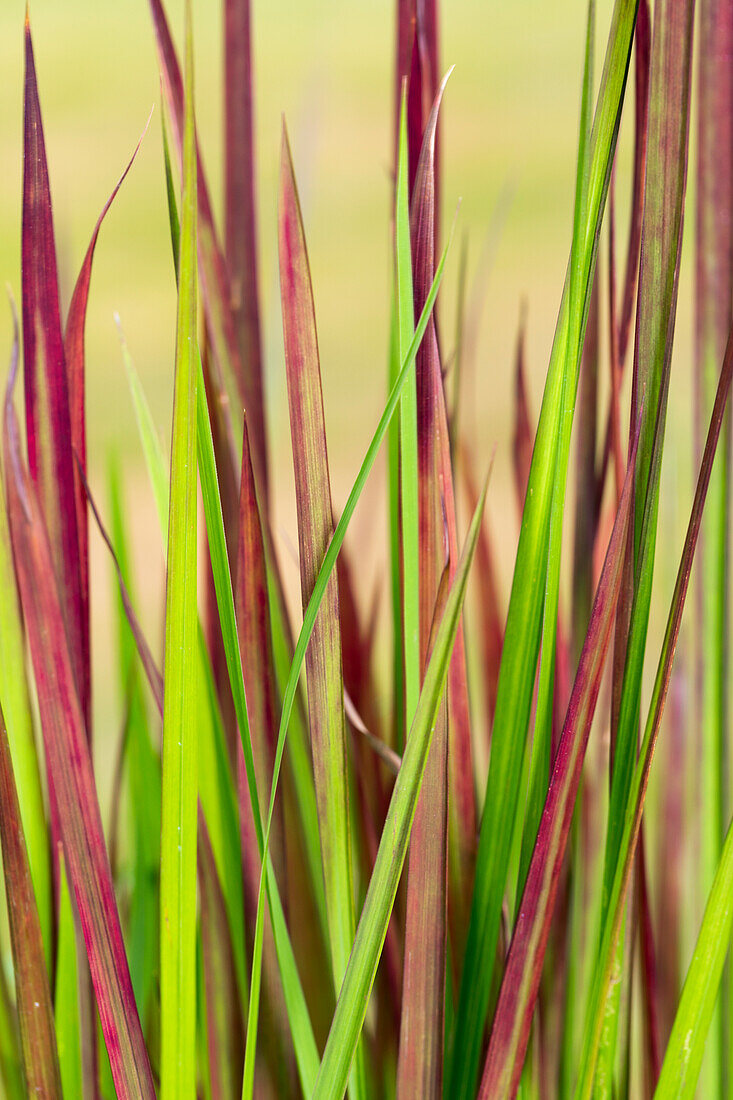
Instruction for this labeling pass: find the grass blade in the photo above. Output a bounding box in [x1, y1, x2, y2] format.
[224, 0, 267, 508]
[313, 476, 487, 1100]
[518, 0, 596, 908]
[0, 702, 61, 1099]
[22, 15, 86, 732]
[574, 321, 733, 1099]
[655, 806, 733, 1097]
[107, 459, 160, 1037]
[198, 815, 244, 1100]
[4, 366, 155, 1100]
[596, 0, 695, 1083]
[694, 0, 733, 1089]
[63, 118, 149, 746]
[478, 418, 639, 1099]
[120, 174, 320, 1093]
[398, 72, 463, 1098]
[243, 206, 453, 1098]
[0, 954, 24, 1100]
[159, 4, 198, 1094]
[512, 306, 533, 517]
[148, 0, 267, 497]
[278, 123, 365, 1100]
[0, 306, 51, 962]
[448, 5, 638, 1093]
[236, 420, 294, 1089]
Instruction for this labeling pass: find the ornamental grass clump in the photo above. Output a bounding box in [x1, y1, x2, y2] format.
[0, 0, 732, 1097]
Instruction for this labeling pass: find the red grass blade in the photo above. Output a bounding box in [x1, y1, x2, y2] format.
[80, 466, 164, 716]
[22, 16, 85, 732]
[413, 76, 476, 952]
[572, 271, 600, 663]
[576, 319, 733, 1099]
[148, 0, 268, 503]
[4, 375, 155, 1100]
[235, 419, 294, 1088]
[198, 814, 244, 1100]
[477, 417, 641, 1099]
[398, 75, 473, 1097]
[0, 702, 61, 1099]
[64, 117, 150, 743]
[462, 445, 503, 727]
[278, 122, 364, 1096]
[224, 0, 266, 507]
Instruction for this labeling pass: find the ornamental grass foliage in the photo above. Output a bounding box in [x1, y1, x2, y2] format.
[0, 0, 732, 1097]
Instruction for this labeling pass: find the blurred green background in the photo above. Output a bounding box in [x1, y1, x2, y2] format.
[0, 0, 694, 793]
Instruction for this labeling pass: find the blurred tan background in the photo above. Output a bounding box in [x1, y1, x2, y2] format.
[0, 0, 694, 795]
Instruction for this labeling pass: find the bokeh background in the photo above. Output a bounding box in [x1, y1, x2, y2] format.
[0, 0, 693, 809]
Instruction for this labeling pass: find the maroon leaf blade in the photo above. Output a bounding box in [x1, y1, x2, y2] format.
[199, 815, 244, 1100]
[397, 76, 473, 1098]
[80, 465, 164, 717]
[63, 119, 150, 746]
[235, 419, 295, 1090]
[278, 122, 365, 1095]
[22, 16, 86, 730]
[224, 0, 266, 506]
[148, 0, 268, 504]
[4, 382, 155, 1100]
[461, 445, 503, 728]
[0, 702, 61, 1099]
[478, 418, 641, 1100]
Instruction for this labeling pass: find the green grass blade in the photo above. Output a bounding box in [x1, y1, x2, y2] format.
[448, 5, 638, 1094]
[595, 0, 695, 1084]
[124, 156, 320, 1097]
[396, 87, 419, 775]
[518, 0, 596, 904]
[159, 4, 199, 1094]
[116, 324, 249, 1023]
[243, 213, 453, 1097]
[478, 421, 638, 1098]
[54, 867, 83, 1099]
[312, 477, 487, 1100]
[0, 956, 24, 1100]
[694, 0, 733, 1090]
[164, 92, 329, 959]
[115, 317, 168, 540]
[107, 458, 160, 1036]
[573, 322, 733, 1099]
[0, 701, 61, 1098]
[655, 811, 733, 1098]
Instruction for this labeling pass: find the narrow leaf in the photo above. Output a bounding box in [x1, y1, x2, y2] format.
[4, 375, 155, 1099]
[22, 15, 86, 730]
[0, 702, 61, 1099]
[478, 417, 639, 1099]
[0, 306, 51, 961]
[148, 0, 267, 499]
[224, 0, 267, 507]
[159, 4, 198, 1095]
[574, 321, 733, 1099]
[313, 476, 487, 1100]
[693, 0, 733, 1089]
[449, 4, 638, 1092]
[655, 807, 733, 1097]
[278, 122, 365, 1100]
